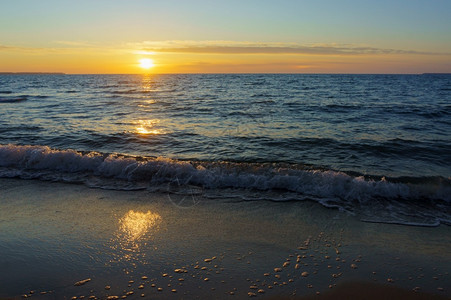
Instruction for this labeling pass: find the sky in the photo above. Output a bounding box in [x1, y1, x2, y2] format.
[0, 0, 450, 74]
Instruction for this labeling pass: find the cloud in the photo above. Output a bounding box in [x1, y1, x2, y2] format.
[134, 40, 447, 56]
[0, 44, 57, 53]
[2, 40, 449, 57]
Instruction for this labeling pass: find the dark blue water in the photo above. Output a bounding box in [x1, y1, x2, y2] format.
[1, 74, 450, 226]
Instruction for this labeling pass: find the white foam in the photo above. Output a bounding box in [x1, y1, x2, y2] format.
[0, 144, 450, 204]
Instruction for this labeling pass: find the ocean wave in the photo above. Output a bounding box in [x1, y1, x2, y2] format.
[1, 144, 449, 226]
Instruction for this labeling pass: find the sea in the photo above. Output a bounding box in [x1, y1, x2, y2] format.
[0, 73, 450, 227]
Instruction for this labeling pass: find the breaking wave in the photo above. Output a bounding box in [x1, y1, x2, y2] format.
[1, 144, 450, 227]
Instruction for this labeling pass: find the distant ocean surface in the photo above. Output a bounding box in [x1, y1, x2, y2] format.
[0, 74, 450, 226]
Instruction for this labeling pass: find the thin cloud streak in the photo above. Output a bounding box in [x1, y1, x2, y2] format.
[1, 41, 448, 56]
[135, 41, 448, 56]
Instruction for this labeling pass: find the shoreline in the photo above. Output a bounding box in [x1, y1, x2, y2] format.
[0, 178, 450, 299]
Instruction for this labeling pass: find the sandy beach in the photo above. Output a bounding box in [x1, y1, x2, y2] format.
[0, 178, 450, 299]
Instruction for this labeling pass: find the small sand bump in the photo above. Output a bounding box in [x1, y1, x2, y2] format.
[274, 268, 282, 272]
[138, 284, 144, 289]
[301, 271, 309, 277]
[351, 263, 358, 269]
[141, 276, 148, 280]
[248, 292, 257, 297]
[105, 286, 111, 290]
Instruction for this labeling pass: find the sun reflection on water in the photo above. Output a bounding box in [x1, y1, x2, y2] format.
[134, 119, 162, 135]
[110, 210, 162, 269]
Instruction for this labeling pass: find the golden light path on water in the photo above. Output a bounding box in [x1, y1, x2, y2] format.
[110, 210, 162, 270]
[134, 119, 162, 135]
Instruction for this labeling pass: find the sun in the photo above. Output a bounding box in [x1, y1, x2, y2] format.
[139, 58, 155, 69]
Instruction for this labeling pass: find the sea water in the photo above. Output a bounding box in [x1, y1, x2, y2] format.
[0, 74, 450, 226]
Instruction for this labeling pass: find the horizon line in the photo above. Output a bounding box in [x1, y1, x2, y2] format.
[2, 72, 450, 75]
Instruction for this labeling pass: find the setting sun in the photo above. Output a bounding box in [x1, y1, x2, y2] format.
[139, 58, 154, 69]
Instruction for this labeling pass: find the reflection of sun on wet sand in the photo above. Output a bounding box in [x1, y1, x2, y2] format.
[118, 210, 161, 242]
[110, 210, 161, 267]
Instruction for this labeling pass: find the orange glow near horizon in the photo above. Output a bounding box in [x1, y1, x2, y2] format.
[0, 44, 449, 74]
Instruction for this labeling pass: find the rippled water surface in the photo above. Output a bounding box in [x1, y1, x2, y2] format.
[0, 74, 450, 226]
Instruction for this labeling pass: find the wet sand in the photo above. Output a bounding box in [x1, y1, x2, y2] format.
[0, 178, 450, 299]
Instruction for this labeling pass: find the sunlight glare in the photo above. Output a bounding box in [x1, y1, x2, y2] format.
[139, 58, 155, 69]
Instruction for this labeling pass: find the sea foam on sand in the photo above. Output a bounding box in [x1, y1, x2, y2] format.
[0, 178, 449, 299]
